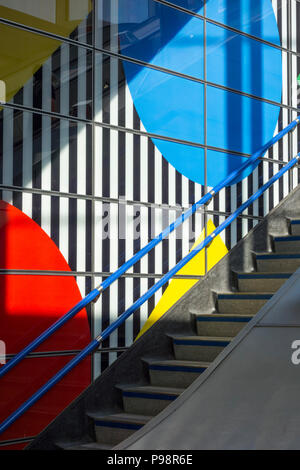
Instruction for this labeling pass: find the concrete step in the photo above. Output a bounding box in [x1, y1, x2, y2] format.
[290, 220, 300, 236]
[256, 253, 300, 272]
[273, 235, 300, 253]
[171, 335, 232, 362]
[118, 385, 183, 416]
[87, 412, 151, 446]
[56, 440, 113, 450]
[146, 359, 210, 388]
[237, 272, 292, 292]
[195, 313, 254, 337]
[217, 293, 272, 315]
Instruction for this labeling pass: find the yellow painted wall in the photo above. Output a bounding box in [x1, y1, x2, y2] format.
[0, 1, 92, 104]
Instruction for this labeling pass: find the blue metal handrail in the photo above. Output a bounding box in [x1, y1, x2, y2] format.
[0, 116, 299, 381]
[0, 147, 299, 435]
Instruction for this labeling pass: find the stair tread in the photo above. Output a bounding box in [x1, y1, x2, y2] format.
[195, 313, 254, 318]
[171, 335, 233, 341]
[256, 252, 300, 257]
[274, 235, 300, 240]
[236, 272, 292, 277]
[87, 412, 152, 425]
[57, 440, 113, 450]
[217, 292, 273, 296]
[147, 359, 211, 368]
[118, 384, 184, 395]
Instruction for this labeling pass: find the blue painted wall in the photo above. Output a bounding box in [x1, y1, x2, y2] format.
[118, 0, 282, 187]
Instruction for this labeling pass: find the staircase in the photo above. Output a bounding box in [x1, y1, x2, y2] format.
[26, 181, 300, 450]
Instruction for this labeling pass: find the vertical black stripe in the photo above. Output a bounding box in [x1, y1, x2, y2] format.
[118, 131, 126, 268]
[133, 278, 140, 339]
[51, 195, 59, 248]
[86, 124, 93, 195]
[147, 277, 155, 318]
[189, 181, 195, 245]
[68, 121, 77, 270]
[102, 127, 110, 197]
[118, 61, 126, 127]
[69, 122, 77, 193]
[277, 0, 282, 45]
[133, 132, 141, 273]
[103, 0, 111, 52]
[86, 199, 92, 272]
[103, 54, 110, 124]
[52, 47, 61, 114]
[32, 71, 42, 224]
[162, 158, 169, 273]
[225, 186, 231, 248]
[13, 108, 22, 210]
[118, 277, 126, 347]
[51, 117, 60, 247]
[148, 138, 155, 274]
[85, 276, 92, 331]
[86, 50, 93, 120]
[175, 170, 182, 263]
[68, 198, 77, 271]
[69, 44, 78, 118]
[213, 191, 219, 229]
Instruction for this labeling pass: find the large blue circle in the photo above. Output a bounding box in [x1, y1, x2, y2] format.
[119, 0, 282, 187]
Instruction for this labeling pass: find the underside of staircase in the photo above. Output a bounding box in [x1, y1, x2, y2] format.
[27, 184, 300, 450]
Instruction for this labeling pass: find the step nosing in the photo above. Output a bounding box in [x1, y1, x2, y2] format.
[256, 253, 300, 259]
[173, 338, 231, 347]
[196, 315, 253, 323]
[94, 420, 145, 430]
[149, 364, 208, 373]
[122, 391, 181, 400]
[218, 294, 272, 300]
[237, 273, 291, 279]
[274, 236, 300, 242]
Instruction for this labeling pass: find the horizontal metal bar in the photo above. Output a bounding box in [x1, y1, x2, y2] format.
[0, 183, 267, 219]
[0, 436, 35, 447]
[2, 3, 300, 89]
[4, 347, 129, 360]
[3, 99, 298, 159]
[0, 269, 204, 280]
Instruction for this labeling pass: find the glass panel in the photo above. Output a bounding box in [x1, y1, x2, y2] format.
[206, 148, 253, 187]
[0, 24, 93, 119]
[206, 85, 280, 156]
[96, 0, 204, 79]
[158, 0, 204, 14]
[206, 22, 282, 104]
[205, 0, 281, 46]
[0, 109, 93, 195]
[0, 0, 93, 44]
[94, 53, 204, 145]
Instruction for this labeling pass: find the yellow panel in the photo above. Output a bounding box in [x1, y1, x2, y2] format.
[0, 0, 92, 104]
[136, 219, 228, 340]
[0, 1, 92, 40]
